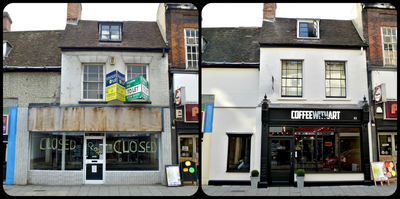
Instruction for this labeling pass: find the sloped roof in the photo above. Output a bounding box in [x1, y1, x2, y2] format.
[60, 20, 167, 49]
[202, 27, 260, 63]
[3, 30, 63, 66]
[259, 18, 367, 47]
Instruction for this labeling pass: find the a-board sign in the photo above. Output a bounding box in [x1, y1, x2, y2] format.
[165, 165, 181, 187]
[371, 162, 390, 186]
[384, 161, 397, 179]
[180, 161, 197, 182]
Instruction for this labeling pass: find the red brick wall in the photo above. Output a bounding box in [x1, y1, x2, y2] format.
[67, 3, 82, 23]
[364, 8, 397, 66]
[167, 10, 198, 69]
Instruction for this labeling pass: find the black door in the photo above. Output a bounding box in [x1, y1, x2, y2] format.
[269, 138, 293, 186]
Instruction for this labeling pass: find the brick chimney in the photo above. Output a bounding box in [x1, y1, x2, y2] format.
[263, 3, 277, 21]
[67, 3, 82, 24]
[3, 12, 12, 31]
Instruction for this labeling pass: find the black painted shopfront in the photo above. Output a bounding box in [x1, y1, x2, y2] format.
[259, 100, 371, 187]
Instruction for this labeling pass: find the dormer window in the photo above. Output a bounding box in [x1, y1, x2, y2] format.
[99, 22, 122, 42]
[3, 41, 13, 60]
[297, 19, 319, 39]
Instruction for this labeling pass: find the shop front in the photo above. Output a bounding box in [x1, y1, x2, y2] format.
[27, 106, 168, 185]
[260, 105, 371, 187]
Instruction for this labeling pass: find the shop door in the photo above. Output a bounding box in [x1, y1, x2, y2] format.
[178, 135, 199, 166]
[269, 138, 293, 185]
[84, 136, 105, 184]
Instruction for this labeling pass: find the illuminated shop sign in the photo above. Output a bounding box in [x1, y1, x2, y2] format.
[384, 101, 397, 120]
[291, 110, 341, 120]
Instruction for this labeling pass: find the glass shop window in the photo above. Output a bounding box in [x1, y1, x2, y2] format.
[30, 132, 84, 170]
[294, 127, 316, 172]
[227, 134, 251, 172]
[316, 127, 339, 172]
[105, 132, 159, 171]
[339, 128, 361, 172]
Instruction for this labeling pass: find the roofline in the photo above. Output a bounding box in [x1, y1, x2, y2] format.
[3, 66, 61, 72]
[259, 43, 368, 49]
[202, 61, 260, 69]
[59, 46, 170, 52]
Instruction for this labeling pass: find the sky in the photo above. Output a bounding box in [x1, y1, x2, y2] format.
[3, 3, 356, 31]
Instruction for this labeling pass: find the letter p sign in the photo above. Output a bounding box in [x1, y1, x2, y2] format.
[192, 106, 199, 117]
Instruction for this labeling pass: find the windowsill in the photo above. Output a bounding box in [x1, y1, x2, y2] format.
[323, 98, 351, 101]
[278, 98, 307, 101]
[297, 37, 320, 40]
[226, 170, 250, 173]
[124, 101, 152, 104]
[78, 101, 108, 104]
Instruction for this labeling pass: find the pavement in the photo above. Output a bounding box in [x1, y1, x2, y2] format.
[202, 182, 398, 196]
[3, 184, 199, 196]
[3, 182, 397, 196]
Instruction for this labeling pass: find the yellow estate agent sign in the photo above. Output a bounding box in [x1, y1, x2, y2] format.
[106, 70, 126, 102]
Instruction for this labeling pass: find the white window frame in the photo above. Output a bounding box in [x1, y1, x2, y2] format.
[125, 64, 149, 82]
[81, 64, 105, 101]
[297, 19, 320, 39]
[324, 61, 347, 98]
[184, 28, 199, 68]
[381, 27, 397, 66]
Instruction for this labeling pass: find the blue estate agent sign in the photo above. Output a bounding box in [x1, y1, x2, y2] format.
[106, 70, 125, 102]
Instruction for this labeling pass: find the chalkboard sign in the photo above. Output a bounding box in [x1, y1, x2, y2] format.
[165, 165, 181, 187]
[180, 161, 197, 183]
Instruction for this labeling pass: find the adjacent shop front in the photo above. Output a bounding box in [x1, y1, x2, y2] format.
[260, 104, 371, 187]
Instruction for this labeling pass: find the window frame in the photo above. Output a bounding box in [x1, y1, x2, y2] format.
[226, 133, 252, 172]
[281, 60, 303, 97]
[98, 22, 122, 42]
[81, 64, 105, 101]
[125, 64, 149, 82]
[297, 19, 319, 39]
[381, 27, 397, 66]
[184, 28, 199, 68]
[325, 61, 347, 98]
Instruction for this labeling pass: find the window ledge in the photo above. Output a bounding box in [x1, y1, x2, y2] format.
[78, 101, 108, 104]
[323, 98, 352, 101]
[124, 101, 152, 104]
[278, 98, 307, 101]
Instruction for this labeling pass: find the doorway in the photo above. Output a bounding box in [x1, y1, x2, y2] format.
[84, 135, 105, 184]
[178, 135, 199, 166]
[269, 138, 293, 185]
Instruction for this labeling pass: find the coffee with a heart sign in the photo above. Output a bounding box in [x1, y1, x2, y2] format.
[126, 76, 149, 102]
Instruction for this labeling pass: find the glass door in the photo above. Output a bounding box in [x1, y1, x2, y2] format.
[270, 138, 293, 185]
[84, 136, 105, 184]
[178, 135, 199, 166]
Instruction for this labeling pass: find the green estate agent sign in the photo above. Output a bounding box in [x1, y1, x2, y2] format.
[126, 76, 149, 102]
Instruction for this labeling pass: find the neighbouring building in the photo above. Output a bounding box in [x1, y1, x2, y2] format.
[361, 3, 397, 166]
[157, 2, 199, 179]
[3, 11, 62, 185]
[17, 3, 172, 186]
[202, 3, 371, 187]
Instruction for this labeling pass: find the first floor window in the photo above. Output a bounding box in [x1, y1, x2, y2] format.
[30, 132, 84, 170]
[382, 27, 397, 66]
[105, 132, 159, 171]
[185, 29, 199, 68]
[83, 65, 104, 100]
[325, 61, 346, 98]
[227, 134, 251, 172]
[281, 60, 303, 97]
[126, 65, 147, 81]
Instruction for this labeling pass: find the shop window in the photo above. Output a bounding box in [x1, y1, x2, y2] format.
[339, 128, 361, 171]
[226, 134, 251, 172]
[294, 127, 316, 171]
[317, 127, 339, 171]
[379, 134, 397, 156]
[105, 132, 159, 171]
[30, 132, 84, 170]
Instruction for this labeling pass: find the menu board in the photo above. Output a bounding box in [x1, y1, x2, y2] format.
[384, 161, 396, 179]
[165, 165, 181, 187]
[371, 162, 390, 186]
[180, 161, 197, 182]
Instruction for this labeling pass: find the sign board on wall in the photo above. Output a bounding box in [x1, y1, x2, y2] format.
[126, 76, 149, 102]
[374, 84, 387, 104]
[175, 87, 186, 106]
[184, 104, 199, 123]
[384, 101, 397, 120]
[3, 115, 8, 135]
[106, 70, 126, 102]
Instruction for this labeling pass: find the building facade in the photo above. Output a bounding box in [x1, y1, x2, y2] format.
[202, 3, 371, 187]
[361, 3, 397, 166]
[9, 3, 173, 186]
[157, 3, 199, 178]
[3, 12, 62, 185]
